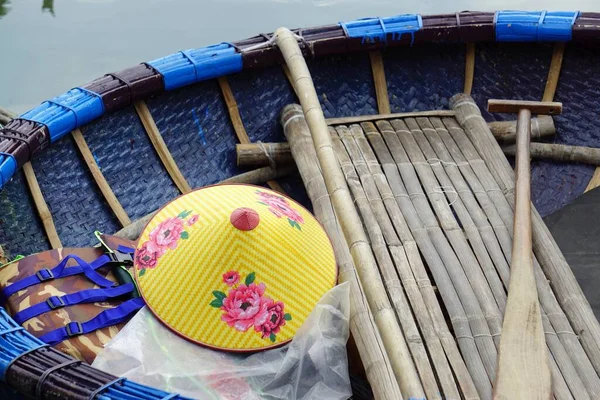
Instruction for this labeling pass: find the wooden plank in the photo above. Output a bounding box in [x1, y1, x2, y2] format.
[488, 99, 562, 115]
[369, 51, 391, 114]
[23, 162, 62, 249]
[134, 101, 192, 194]
[464, 43, 475, 95]
[543, 42, 566, 102]
[72, 129, 131, 227]
[218, 76, 284, 193]
[326, 110, 456, 126]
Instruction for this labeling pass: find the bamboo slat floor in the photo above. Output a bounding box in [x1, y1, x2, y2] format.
[279, 99, 600, 400]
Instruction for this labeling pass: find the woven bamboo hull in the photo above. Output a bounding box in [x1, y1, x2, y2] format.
[2, 9, 600, 400]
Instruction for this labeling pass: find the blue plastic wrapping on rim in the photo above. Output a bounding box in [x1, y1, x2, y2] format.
[0, 153, 16, 191]
[340, 14, 423, 44]
[20, 87, 104, 142]
[495, 10, 579, 42]
[147, 43, 242, 91]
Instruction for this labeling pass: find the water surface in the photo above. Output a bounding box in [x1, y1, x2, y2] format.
[0, 0, 597, 113]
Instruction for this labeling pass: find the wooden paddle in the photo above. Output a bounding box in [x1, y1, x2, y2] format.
[487, 99, 561, 399]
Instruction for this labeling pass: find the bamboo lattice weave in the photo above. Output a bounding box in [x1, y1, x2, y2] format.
[317, 113, 600, 400]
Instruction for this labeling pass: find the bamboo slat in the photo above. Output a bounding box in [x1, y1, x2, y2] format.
[23, 162, 62, 249]
[503, 142, 600, 166]
[369, 51, 391, 114]
[492, 108, 551, 400]
[218, 76, 283, 193]
[442, 116, 600, 398]
[464, 43, 475, 95]
[543, 43, 566, 102]
[115, 164, 295, 240]
[326, 110, 455, 126]
[332, 126, 440, 400]
[280, 104, 402, 400]
[334, 125, 474, 400]
[357, 121, 492, 399]
[134, 101, 192, 194]
[275, 27, 425, 399]
[450, 93, 600, 382]
[72, 129, 131, 227]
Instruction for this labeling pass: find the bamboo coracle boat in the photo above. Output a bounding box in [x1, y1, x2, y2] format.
[1, 9, 600, 399]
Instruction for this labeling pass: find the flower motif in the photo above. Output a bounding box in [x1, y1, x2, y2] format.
[256, 300, 287, 340]
[220, 283, 270, 332]
[256, 190, 304, 229]
[187, 214, 199, 226]
[222, 270, 240, 286]
[135, 241, 162, 270]
[149, 217, 184, 250]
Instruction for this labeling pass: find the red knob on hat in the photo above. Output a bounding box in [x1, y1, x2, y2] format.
[230, 207, 260, 231]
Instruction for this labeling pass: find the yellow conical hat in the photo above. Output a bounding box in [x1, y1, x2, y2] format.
[134, 184, 337, 351]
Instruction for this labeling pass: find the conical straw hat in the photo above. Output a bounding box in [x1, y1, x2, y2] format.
[134, 184, 337, 351]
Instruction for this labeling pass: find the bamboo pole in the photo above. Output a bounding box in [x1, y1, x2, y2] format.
[443, 116, 599, 398]
[464, 43, 475, 95]
[503, 142, 600, 165]
[236, 143, 293, 167]
[281, 104, 402, 400]
[72, 129, 131, 227]
[115, 164, 295, 240]
[334, 125, 475, 399]
[134, 101, 192, 194]
[426, 117, 585, 400]
[357, 121, 492, 398]
[275, 28, 424, 398]
[22, 162, 62, 249]
[489, 116, 555, 144]
[332, 126, 440, 400]
[492, 106, 551, 400]
[444, 94, 599, 393]
[369, 51, 391, 114]
[543, 43, 566, 102]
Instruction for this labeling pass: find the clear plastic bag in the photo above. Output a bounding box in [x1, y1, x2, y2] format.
[92, 282, 351, 400]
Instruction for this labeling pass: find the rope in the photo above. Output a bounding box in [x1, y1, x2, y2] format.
[241, 32, 305, 53]
[256, 141, 276, 168]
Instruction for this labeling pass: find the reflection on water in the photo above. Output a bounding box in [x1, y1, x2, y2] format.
[0, 0, 54, 19]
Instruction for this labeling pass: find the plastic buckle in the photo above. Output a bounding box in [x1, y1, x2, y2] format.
[46, 296, 65, 310]
[36, 269, 54, 282]
[65, 322, 83, 337]
[107, 250, 133, 265]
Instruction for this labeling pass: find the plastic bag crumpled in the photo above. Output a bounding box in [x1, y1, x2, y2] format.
[92, 282, 351, 400]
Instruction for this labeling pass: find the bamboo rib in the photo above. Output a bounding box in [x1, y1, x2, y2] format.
[275, 27, 425, 399]
[369, 51, 391, 114]
[356, 121, 492, 399]
[426, 117, 584, 399]
[334, 125, 474, 400]
[72, 129, 131, 227]
[281, 104, 402, 399]
[543, 43, 565, 102]
[23, 162, 62, 249]
[331, 126, 440, 400]
[218, 76, 284, 193]
[503, 142, 600, 165]
[442, 113, 600, 397]
[464, 43, 475, 95]
[451, 94, 600, 376]
[134, 101, 192, 194]
[115, 164, 295, 241]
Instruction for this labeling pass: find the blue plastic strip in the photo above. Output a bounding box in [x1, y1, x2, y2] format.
[147, 43, 243, 91]
[13, 283, 134, 324]
[20, 87, 105, 142]
[0, 152, 17, 191]
[2, 254, 114, 301]
[39, 297, 145, 346]
[339, 14, 422, 44]
[495, 10, 580, 42]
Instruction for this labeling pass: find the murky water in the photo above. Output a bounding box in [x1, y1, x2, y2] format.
[0, 0, 597, 114]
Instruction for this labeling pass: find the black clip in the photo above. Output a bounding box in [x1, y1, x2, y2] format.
[36, 269, 54, 282]
[66, 322, 83, 337]
[107, 250, 133, 265]
[46, 296, 66, 310]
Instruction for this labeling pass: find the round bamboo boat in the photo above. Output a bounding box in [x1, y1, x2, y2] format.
[1, 9, 600, 400]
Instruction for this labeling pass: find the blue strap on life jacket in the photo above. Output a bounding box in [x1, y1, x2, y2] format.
[13, 283, 135, 325]
[2, 246, 135, 302]
[38, 297, 145, 346]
